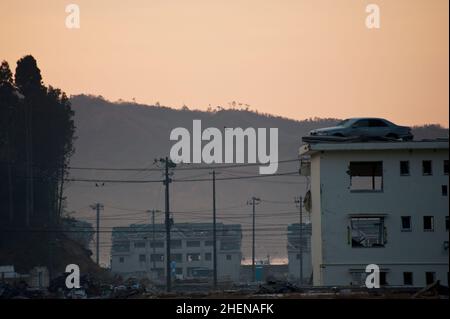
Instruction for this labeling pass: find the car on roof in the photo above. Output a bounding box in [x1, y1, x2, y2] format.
[309, 118, 413, 141]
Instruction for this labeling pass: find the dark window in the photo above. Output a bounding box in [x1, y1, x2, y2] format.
[119, 257, 124, 263]
[403, 272, 413, 285]
[401, 216, 411, 231]
[186, 253, 201, 262]
[351, 217, 385, 248]
[422, 160, 432, 176]
[150, 254, 164, 262]
[426, 272, 436, 285]
[353, 119, 370, 128]
[134, 241, 145, 248]
[400, 161, 410, 176]
[369, 119, 388, 127]
[186, 241, 200, 247]
[446, 216, 449, 232]
[349, 162, 383, 191]
[423, 216, 434, 231]
[205, 253, 212, 261]
[150, 241, 164, 248]
[170, 254, 182, 263]
[226, 255, 232, 261]
[170, 240, 182, 249]
[444, 160, 449, 175]
[296, 253, 300, 260]
[380, 272, 388, 286]
[220, 241, 240, 250]
[175, 268, 183, 275]
[138, 254, 146, 262]
[442, 185, 448, 196]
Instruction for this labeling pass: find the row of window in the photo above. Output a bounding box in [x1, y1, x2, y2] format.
[400, 160, 448, 176]
[117, 253, 234, 264]
[401, 215, 449, 232]
[349, 160, 448, 191]
[133, 240, 214, 249]
[349, 215, 449, 248]
[131, 240, 240, 250]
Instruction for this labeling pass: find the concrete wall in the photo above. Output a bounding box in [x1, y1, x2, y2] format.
[310, 148, 449, 287]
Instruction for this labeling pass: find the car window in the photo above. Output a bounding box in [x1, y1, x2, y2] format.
[352, 120, 369, 128]
[369, 119, 388, 127]
[337, 119, 350, 126]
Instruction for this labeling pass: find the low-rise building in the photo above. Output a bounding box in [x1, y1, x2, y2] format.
[300, 139, 449, 287]
[287, 223, 312, 284]
[111, 223, 242, 282]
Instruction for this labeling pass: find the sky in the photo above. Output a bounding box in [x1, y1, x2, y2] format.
[0, 0, 448, 126]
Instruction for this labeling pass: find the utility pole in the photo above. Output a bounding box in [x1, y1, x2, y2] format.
[247, 197, 260, 282]
[90, 203, 104, 265]
[209, 171, 219, 289]
[295, 196, 303, 285]
[156, 157, 176, 292]
[147, 209, 160, 279]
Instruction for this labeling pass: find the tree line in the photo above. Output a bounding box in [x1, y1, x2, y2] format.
[0, 55, 75, 240]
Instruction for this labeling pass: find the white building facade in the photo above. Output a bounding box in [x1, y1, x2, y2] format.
[111, 223, 242, 282]
[300, 140, 449, 287]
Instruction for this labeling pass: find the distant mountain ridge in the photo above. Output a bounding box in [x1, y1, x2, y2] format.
[67, 94, 448, 265]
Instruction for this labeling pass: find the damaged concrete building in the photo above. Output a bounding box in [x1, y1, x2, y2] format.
[299, 139, 449, 287]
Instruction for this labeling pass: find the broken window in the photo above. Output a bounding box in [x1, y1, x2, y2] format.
[423, 216, 434, 231]
[401, 216, 411, 231]
[400, 161, 410, 176]
[349, 161, 383, 191]
[350, 217, 385, 248]
[422, 160, 432, 176]
[186, 253, 201, 262]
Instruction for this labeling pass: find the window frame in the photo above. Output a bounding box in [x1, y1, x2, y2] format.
[422, 160, 433, 176]
[400, 161, 410, 176]
[350, 216, 386, 248]
[423, 216, 435, 232]
[401, 216, 412, 232]
[348, 161, 383, 192]
[403, 272, 413, 286]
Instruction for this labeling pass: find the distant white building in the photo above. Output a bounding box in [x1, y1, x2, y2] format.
[287, 223, 312, 284]
[299, 140, 449, 287]
[110, 223, 242, 282]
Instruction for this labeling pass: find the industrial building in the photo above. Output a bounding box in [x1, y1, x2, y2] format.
[110, 223, 242, 282]
[299, 139, 449, 287]
[287, 223, 312, 284]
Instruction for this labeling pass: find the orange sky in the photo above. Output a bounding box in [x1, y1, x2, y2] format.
[1, 0, 448, 126]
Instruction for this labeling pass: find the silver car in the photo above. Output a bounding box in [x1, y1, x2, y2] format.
[309, 118, 413, 141]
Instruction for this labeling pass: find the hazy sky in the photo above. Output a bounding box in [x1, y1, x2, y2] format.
[1, 0, 448, 126]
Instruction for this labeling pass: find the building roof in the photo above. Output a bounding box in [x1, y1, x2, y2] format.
[299, 139, 449, 156]
[112, 223, 242, 241]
